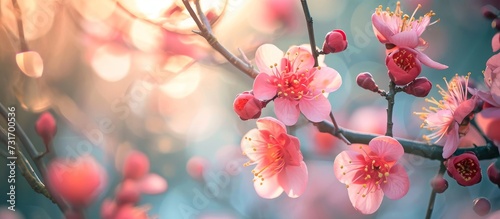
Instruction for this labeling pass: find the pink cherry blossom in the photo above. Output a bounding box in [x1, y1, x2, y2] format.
[333, 136, 410, 214]
[372, 2, 447, 70]
[445, 152, 482, 186]
[47, 155, 107, 208]
[415, 74, 477, 158]
[253, 44, 342, 125]
[241, 117, 308, 198]
[474, 53, 500, 107]
[386, 47, 422, 85]
[233, 91, 265, 120]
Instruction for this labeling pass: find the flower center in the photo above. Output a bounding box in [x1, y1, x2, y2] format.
[361, 158, 391, 186]
[392, 49, 416, 72]
[244, 133, 286, 186]
[454, 158, 478, 181]
[275, 72, 313, 101]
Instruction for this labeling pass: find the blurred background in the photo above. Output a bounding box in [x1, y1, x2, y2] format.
[0, 0, 500, 218]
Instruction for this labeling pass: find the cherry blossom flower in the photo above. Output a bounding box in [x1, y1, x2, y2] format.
[252, 44, 342, 126]
[333, 136, 410, 214]
[47, 155, 107, 208]
[415, 74, 477, 158]
[445, 152, 482, 186]
[372, 2, 447, 70]
[241, 117, 308, 198]
[386, 47, 422, 85]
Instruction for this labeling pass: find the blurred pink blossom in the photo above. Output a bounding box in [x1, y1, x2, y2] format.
[122, 150, 168, 195]
[333, 136, 409, 214]
[241, 117, 308, 198]
[186, 156, 209, 181]
[35, 111, 57, 147]
[253, 44, 342, 125]
[47, 155, 107, 208]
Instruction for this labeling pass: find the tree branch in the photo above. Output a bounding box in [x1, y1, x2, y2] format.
[11, 0, 28, 52]
[425, 162, 446, 219]
[385, 81, 396, 137]
[300, 0, 319, 67]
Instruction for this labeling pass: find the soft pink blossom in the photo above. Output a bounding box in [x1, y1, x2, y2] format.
[253, 44, 342, 125]
[445, 152, 482, 186]
[474, 53, 500, 107]
[415, 74, 477, 158]
[386, 47, 422, 85]
[372, 2, 447, 70]
[47, 155, 107, 208]
[333, 136, 410, 214]
[241, 117, 308, 198]
[122, 150, 168, 195]
[35, 111, 57, 147]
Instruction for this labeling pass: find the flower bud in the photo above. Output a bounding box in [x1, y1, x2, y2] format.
[445, 152, 482, 186]
[403, 77, 432, 97]
[430, 174, 448, 193]
[116, 180, 140, 205]
[123, 150, 150, 180]
[386, 47, 422, 85]
[473, 197, 491, 216]
[186, 156, 209, 181]
[16, 51, 44, 78]
[483, 5, 500, 20]
[487, 162, 500, 186]
[356, 72, 378, 92]
[233, 91, 264, 120]
[35, 112, 57, 148]
[322, 29, 348, 54]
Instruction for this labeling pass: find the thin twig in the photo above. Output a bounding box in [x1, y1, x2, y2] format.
[385, 81, 397, 137]
[425, 162, 446, 219]
[300, 0, 319, 67]
[11, 0, 28, 52]
[328, 112, 351, 145]
[195, 0, 212, 33]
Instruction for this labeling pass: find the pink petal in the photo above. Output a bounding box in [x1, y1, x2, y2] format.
[274, 98, 300, 126]
[277, 161, 308, 198]
[333, 150, 366, 184]
[491, 73, 500, 105]
[253, 73, 278, 100]
[284, 135, 303, 165]
[442, 123, 459, 159]
[414, 16, 431, 36]
[416, 50, 448, 70]
[476, 108, 500, 144]
[256, 117, 287, 136]
[347, 183, 384, 214]
[240, 129, 267, 161]
[389, 30, 419, 48]
[138, 173, 168, 195]
[381, 164, 409, 200]
[310, 67, 342, 93]
[453, 98, 476, 123]
[371, 14, 394, 43]
[16, 51, 44, 78]
[298, 95, 331, 123]
[474, 90, 500, 107]
[285, 46, 314, 70]
[493, 33, 500, 52]
[254, 174, 284, 199]
[369, 136, 404, 162]
[255, 44, 284, 75]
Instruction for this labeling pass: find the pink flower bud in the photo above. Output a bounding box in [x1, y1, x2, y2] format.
[487, 162, 500, 186]
[356, 72, 379, 92]
[35, 112, 57, 147]
[430, 174, 448, 193]
[123, 150, 150, 179]
[233, 91, 264, 120]
[101, 199, 117, 219]
[403, 77, 432, 97]
[386, 47, 422, 85]
[186, 156, 209, 181]
[445, 152, 482, 186]
[114, 205, 149, 219]
[116, 180, 140, 205]
[473, 197, 491, 216]
[322, 29, 348, 54]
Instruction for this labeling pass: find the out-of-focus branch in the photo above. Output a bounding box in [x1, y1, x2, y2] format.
[11, 0, 28, 51]
[425, 162, 446, 219]
[181, 0, 259, 79]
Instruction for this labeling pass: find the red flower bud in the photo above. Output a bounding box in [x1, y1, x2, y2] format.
[233, 91, 264, 120]
[403, 77, 432, 97]
[487, 162, 500, 186]
[115, 180, 140, 205]
[482, 5, 499, 20]
[123, 150, 150, 179]
[35, 112, 57, 147]
[445, 152, 482, 186]
[473, 197, 491, 216]
[430, 174, 448, 193]
[322, 29, 348, 54]
[356, 72, 379, 92]
[386, 47, 422, 85]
